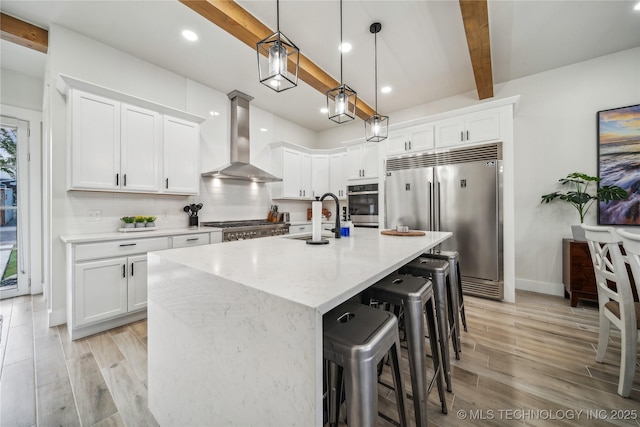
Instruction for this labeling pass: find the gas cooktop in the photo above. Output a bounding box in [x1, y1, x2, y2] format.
[200, 219, 286, 228]
[200, 220, 289, 242]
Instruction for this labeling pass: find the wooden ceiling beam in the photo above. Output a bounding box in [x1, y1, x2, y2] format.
[459, 0, 493, 99]
[179, 0, 375, 120]
[0, 13, 48, 53]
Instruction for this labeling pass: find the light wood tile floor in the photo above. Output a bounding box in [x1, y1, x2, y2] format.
[0, 291, 638, 426]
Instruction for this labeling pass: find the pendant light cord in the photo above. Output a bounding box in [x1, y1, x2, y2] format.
[276, 0, 280, 33]
[339, 0, 343, 85]
[374, 29, 378, 114]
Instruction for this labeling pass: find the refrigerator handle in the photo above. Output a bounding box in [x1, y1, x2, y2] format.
[436, 181, 441, 231]
[428, 181, 433, 231]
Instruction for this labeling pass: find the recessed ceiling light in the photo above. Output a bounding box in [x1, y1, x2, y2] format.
[182, 29, 198, 41]
[209, 111, 220, 116]
[635, 1, 640, 11]
[260, 128, 268, 132]
[339, 42, 352, 53]
[381, 86, 392, 94]
[320, 107, 329, 114]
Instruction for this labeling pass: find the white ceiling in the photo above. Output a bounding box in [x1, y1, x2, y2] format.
[1, 1, 639, 132]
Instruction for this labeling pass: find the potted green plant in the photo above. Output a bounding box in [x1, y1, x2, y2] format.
[145, 216, 157, 228]
[540, 172, 627, 240]
[120, 216, 135, 228]
[134, 215, 146, 228]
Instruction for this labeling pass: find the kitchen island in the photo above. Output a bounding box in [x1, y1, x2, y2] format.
[147, 228, 451, 426]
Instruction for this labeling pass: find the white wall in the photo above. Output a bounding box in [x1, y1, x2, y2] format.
[318, 47, 640, 298]
[0, 69, 44, 112]
[46, 25, 318, 325]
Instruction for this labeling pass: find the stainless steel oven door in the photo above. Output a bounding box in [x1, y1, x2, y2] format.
[347, 189, 379, 227]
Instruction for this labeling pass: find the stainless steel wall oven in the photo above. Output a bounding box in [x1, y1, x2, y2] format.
[347, 183, 379, 227]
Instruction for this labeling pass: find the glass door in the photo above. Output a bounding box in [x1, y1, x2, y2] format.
[1, 117, 29, 299]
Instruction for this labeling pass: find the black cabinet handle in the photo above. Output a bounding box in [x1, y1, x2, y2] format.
[119, 243, 137, 247]
[122, 264, 126, 278]
[116, 173, 119, 186]
[186, 238, 199, 242]
[166, 178, 169, 189]
[131, 262, 134, 276]
[466, 130, 470, 140]
[123, 174, 127, 186]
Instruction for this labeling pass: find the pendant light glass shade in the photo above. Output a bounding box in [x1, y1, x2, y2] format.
[257, 0, 299, 92]
[365, 22, 388, 142]
[327, 0, 357, 124]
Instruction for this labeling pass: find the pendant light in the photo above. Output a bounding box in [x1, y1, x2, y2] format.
[257, 0, 300, 92]
[326, 0, 357, 124]
[365, 22, 388, 142]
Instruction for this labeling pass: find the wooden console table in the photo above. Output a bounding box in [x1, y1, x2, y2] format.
[562, 239, 597, 307]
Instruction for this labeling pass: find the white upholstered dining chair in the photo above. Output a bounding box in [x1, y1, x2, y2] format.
[582, 224, 639, 397]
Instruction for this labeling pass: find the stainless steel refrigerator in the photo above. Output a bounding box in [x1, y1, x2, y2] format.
[385, 143, 503, 299]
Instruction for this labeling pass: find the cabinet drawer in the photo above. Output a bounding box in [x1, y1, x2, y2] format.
[75, 237, 170, 261]
[172, 233, 211, 248]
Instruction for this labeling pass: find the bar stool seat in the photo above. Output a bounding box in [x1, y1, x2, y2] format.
[423, 250, 468, 339]
[366, 274, 447, 426]
[323, 302, 410, 427]
[399, 257, 458, 392]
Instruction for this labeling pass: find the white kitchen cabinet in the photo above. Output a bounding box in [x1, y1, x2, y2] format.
[66, 84, 201, 195]
[163, 115, 200, 195]
[386, 123, 434, 156]
[311, 155, 330, 198]
[329, 152, 347, 198]
[69, 90, 121, 190]
[271, 147, 312, 199]
[434, 109, 500, 148]
[70, 92, 162, 192]
[120, 103, 161, 192]
[64, 229, 222, 339]
[74, 257, 128, 326]
[346, 142, 379, 181]
[289, 224, 312, 234]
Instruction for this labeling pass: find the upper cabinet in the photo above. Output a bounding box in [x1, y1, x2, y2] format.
[271, 147, 312, 199]
[386, 124, 434, 156]
[60, 75, 203, 195]
[162, 116, 200, 195]
[329, 152, 347, 199]
[434, 109, 500, 148]
[311, 155, 330, 199]
[346, 142, 379, 181]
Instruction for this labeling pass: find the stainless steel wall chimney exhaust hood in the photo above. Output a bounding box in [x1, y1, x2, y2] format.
[201, 90, 282, 182]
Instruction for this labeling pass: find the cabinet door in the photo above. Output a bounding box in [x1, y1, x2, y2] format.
[127, 255, 148, 312]
[434, 117, 465, 148]
[361, 142, 379, 179]
[346, 146, 363, 180]
[386, 132, 409, 156]
[74, 257, 128, 326]
[121, 104, 161, 192]
[465, 110, 500, 144]
[301, 153, 312, 199]
[70, 90, 120, 190]
[409, 124, 434, 152]
[282, 149, 303, 198]
[329, 153, 346, 198]
[163, 116, 200, 195]
[312, 155, 330, 198]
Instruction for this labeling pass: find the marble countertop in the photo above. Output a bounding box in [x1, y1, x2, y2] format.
[149, 227, 451, 314]
[60, 226, 221, 244]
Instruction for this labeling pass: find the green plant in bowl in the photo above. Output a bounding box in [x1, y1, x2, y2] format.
[145, 216, 157, 227]
[120, 216, 135, 224]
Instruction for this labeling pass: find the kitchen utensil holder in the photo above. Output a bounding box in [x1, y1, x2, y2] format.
[189, 216, 198, 227]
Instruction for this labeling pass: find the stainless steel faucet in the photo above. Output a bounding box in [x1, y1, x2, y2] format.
[320, 192, 341, 239]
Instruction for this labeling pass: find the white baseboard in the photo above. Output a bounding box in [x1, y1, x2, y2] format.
[515, 278, 565, 297]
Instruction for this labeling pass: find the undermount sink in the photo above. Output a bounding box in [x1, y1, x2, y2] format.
[285, 233, 334, 241]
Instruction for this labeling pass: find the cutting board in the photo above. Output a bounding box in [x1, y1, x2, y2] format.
[380, 230, 426, 236]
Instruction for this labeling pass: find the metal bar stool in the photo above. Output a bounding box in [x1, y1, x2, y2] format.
[424, 250, 468, 337]
[323, 302, 410, 427]
[364, 274, 447, 426]
[399, 257, 458, 392]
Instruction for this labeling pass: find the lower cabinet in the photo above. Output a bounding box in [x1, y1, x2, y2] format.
[67, 231, 215, 339]
[74, 254, 147, 325]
